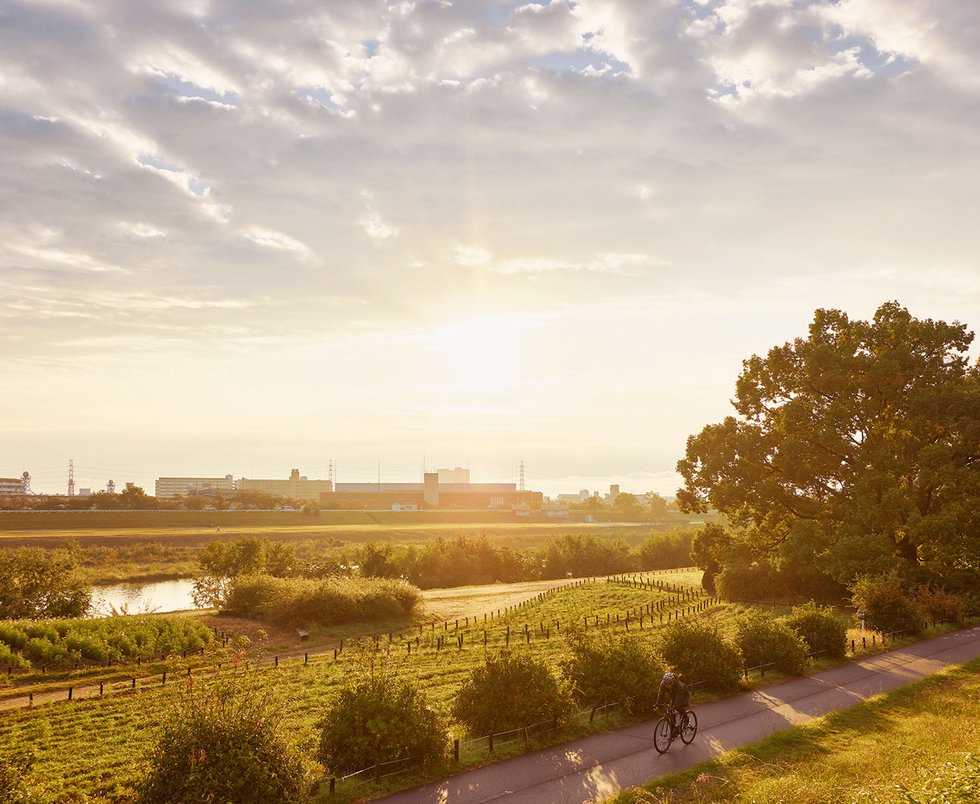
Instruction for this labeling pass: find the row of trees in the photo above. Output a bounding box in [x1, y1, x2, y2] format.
[0, 486, 314, 512]
[679, 302, 979, 605]
[192, 530, 698, 604]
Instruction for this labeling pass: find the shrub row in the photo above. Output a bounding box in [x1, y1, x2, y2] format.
[0, 617, 214, 668]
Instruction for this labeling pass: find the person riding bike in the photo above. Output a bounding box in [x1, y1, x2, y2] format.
[655, 672, 690, 735]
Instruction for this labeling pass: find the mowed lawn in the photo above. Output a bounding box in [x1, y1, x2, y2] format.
[612, 657, 980, 804]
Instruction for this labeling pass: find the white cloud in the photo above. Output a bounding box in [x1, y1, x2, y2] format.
[243, 227, 317, 261]
[453, 245, 492, 266]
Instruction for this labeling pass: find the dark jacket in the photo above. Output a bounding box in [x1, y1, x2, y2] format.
[656, 678, 689, 711]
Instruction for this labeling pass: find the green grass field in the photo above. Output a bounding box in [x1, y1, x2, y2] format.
[611, 657, 980, 804]
[0, 574, 709, 802]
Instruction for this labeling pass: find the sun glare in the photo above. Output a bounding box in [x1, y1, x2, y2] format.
[433, 314, 524, 393]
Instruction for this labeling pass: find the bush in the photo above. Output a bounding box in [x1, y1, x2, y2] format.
[732, 608, 809, 676]
[913, 585, 966, 625]
[139, 666, 307, 804]
[222, 575, 422, 627]
[563, 629, 664, 714]
[451, 650, 577, 735]
[716, 562, 783, 601]
[657, 618, 743, 692]
[784, 601, 849, 659]
[850, 570, 926, 636]
[318, 650, 447, 775]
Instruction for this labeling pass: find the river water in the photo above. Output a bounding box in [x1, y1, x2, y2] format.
[91, 579, 198, 615]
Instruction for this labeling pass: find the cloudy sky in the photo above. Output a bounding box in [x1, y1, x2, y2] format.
[2, 0, 978, 497]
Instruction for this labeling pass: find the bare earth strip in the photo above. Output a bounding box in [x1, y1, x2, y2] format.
[376, 625, 980, 804]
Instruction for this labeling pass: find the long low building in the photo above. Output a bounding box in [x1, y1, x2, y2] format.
[155, 475, 235, 498]
[321, 473, 542, 510]
[237, 469, 332, 501]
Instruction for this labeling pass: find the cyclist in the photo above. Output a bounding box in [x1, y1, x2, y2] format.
[655, 672, 690, 735]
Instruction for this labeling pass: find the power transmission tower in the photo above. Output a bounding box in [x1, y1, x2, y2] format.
[67, 459, 75, 497]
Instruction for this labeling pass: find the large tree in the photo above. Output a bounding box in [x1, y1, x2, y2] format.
[677, 302, 979, 592]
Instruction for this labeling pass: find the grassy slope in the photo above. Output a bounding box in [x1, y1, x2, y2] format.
[612, 658, 980, 804]
[0, 577, 704, 802]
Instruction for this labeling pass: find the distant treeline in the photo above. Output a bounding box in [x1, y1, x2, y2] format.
[194, 528, 698, 594]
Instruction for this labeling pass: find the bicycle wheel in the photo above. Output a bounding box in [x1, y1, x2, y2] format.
[653, 716, 673, 754]
[680, 709, 698, 745]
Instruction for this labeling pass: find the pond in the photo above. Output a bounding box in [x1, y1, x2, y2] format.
[91, 578, 199, 616]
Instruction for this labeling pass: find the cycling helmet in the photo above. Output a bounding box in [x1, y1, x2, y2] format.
[662, 672, 676, 684]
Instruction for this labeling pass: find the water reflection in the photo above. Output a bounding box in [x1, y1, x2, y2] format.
[92, 579, 198, 616]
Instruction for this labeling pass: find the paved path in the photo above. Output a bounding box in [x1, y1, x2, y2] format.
[379, 625, 980, 804]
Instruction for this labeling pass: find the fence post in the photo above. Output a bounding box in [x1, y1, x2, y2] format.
[100, 681, 104, 696]
[453, 739, 460, 763]
[28, 692, 33, 706]
[68, 687, 73, 701]
[488, 733, 494, 754]
[132, 677, 137, 690]
[329, 778, 335, 795]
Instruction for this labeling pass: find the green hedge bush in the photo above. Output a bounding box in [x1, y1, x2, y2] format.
[850, 570, 926, 636]
[140, 669, 307, 804]
[563, 629, 664, 714]
[732, 608, 809, 676]
[318, 650, 447, 775]
[657, 618, 743, 692]
[451, 650, 576, 735]
[783, 601, 849, 659]
[913, 586, 966, 624]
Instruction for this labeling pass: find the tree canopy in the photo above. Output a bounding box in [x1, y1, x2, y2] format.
[677, 302, 979, 595]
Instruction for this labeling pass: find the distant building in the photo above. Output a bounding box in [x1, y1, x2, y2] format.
[556, 489, 591, 505]
[436, 466, 470, 484]
[0, 477, 26, 495]
[237, 469, 332, 501]
[155, 475, 235, 498]
[322, 472, 541, 510]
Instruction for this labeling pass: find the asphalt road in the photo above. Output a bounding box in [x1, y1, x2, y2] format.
[378, 625, 980, 804]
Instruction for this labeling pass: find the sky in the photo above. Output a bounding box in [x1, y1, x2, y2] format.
[1, 0, 978, 498]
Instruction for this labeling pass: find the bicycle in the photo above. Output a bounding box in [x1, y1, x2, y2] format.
[653, 703, 698, 753]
